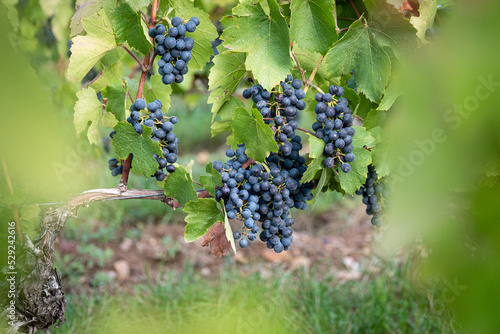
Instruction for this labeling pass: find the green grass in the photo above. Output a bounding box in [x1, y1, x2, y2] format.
[55, 260, 464, 334]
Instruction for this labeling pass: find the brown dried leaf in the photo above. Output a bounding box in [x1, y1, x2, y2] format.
[200, 222, 233, 258]
[400, 1, 420, 17]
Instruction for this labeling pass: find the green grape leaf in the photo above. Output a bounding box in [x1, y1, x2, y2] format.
[363, 110, 386, 130]
[113, 2, 152, 55]
[183, 198, 223, 242]
[354, 92, 374, 119]
[301, 155, 326, 184]
[410, 0, 437, 42]
[226, 134, 239, 150]
[291, 45, 331, 83]
[308, 133, 325, 159]
[90, 61, 125, 91]
[211, 96, 243, 137]
[74, 87, 117, 145]
[112, 122, 162, 176]
[232, 107, 279, 162]
[164, 165, 198, 207]
[70, 0, 104, 37]
[377, 81, 401, 110]
[310, 167, 327, 204]
[169, 0, 219, 70]
[20, 205, 41, 240]
[146, 74, 173, 112]
[325, 4, 417, 102]
[68, 9, 118, 82]
[343, 87, 361, 111]
[104, 83, 127, 122]
[290, 0, 337, 55]
[221, 0, 291, 90]
[208, 50, 246, 117]
[200, 162, 223, 197]
[370, 126, 390, 178]
[124, 0, 152, 11]
[338, 126, 375, 194]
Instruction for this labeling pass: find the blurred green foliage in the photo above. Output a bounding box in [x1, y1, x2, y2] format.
[57, 259, 463, 333]
[385, 1, 500, 332]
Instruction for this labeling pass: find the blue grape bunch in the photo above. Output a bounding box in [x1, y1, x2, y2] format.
[148, 16, 200, 85]
[312, 85, 356, 173]
[355, 164, 386, 227]
[109, 98, 179, 181]
[242, 75, 306, 123]
[213, 145, 311, 253]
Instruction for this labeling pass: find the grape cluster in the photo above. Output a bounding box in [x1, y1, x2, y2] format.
[242, 75, 306, 123]
[109, 98, 179, 180]
[148, 16, 200, 85]
[312, 85, 355, 173]
[108, 158, 123, 176]
[213, 144, 311, 253]
[355, 164, 385, 227]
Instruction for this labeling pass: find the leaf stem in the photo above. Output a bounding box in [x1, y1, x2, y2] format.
[297, 127, 315, 136]
[140, 10, 149, 25]
[291, 48, 307, 86]
[350, 0, 362, 19]
[303, 55, 324, 94]
[122, 45, 147, 72]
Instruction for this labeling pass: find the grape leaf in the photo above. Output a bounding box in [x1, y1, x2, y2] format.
[363, 110, 386, 130]
[74, 87, 117, 145]
[410, 0, 437, 42]
[343, 87, 361, 111]
[164, 164, 198, 207]
[200, 162, 223, 197]
[232, 107, 279, 162]
[290, 0, 337, 55]
[183, 198, 223, 242]
[221, 0, 291, 90]
[70, 0, 104, 37]
[112, 122, 162, 176]
[211, 96, 243, 137]
[169, 0, 219, 70]
[338, 126, 375, 194]
[308, 133, 325, 159]
[200, 222, 234, 257]
[146, 74, 173, 112]
[113, 2, 152, 55]
[291, 45, 333, 83]
[325, 3, 417, 102]
[124, 0, 152, 11]
[301, 155, 326, 184]
[89, 61, 124, 91]
[68, 9, 117, 82]
[310, 167, 327, 205]
[208, 49, 246, 117]
[104, 83, 127, 122]
[377, 81, 401, 110]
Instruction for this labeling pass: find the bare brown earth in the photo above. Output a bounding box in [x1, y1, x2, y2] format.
[55, 204, 383, 294]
